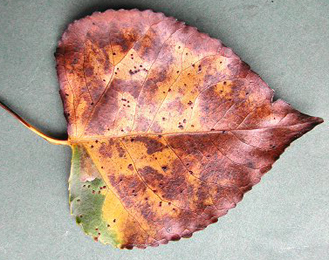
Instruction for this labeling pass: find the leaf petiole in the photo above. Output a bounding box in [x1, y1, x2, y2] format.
[0, 100, 69, 146]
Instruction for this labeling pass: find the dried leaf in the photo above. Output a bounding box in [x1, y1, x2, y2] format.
[1, 9, 323, 250]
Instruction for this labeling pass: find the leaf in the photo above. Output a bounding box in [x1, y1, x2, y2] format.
[0, 9, 323, 250]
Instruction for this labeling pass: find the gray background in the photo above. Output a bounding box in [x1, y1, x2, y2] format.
[0, 0, 328, 259]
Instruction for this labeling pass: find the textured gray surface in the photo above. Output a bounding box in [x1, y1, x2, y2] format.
[0, 0, 328, 259]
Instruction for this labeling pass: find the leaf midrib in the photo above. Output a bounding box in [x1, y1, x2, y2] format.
[67, 120, 320, 143]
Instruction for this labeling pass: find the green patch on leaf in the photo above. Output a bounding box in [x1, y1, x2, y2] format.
[69, 145, 118, 245]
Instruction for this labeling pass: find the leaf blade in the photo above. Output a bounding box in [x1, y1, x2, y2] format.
[57, 9, 323, 249]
